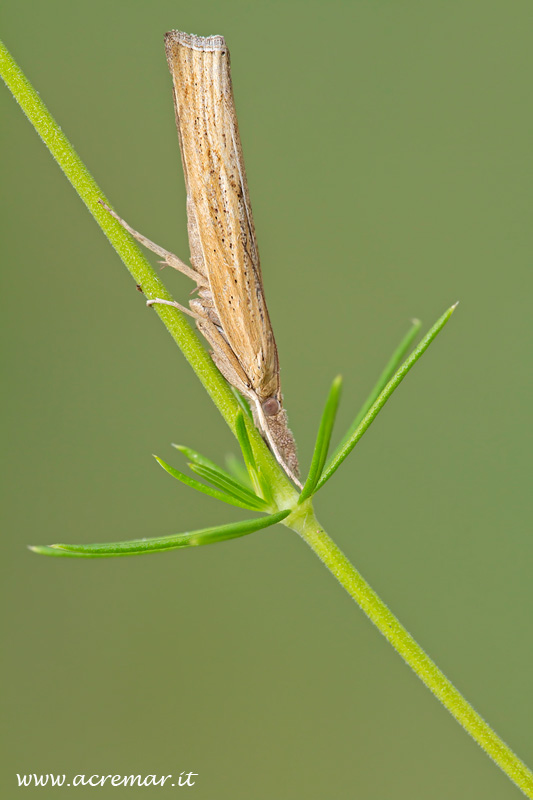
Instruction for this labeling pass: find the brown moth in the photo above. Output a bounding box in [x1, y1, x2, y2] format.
[103, 31, 300, 486]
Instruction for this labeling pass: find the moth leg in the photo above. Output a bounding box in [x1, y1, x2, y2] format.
[195, 317, 252, 396]
[146, 298, 199, 319]
[98, 200, 206, 285]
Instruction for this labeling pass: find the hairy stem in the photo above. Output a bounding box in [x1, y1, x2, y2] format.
[286, 504, 533, 797]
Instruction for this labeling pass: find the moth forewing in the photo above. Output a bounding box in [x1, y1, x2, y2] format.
[165, 31, 299, 483]
[165, 33, 278, 400]
[103, 32, 299, 485]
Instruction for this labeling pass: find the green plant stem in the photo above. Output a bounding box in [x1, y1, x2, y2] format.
[285, 504, 533, 797]
[0, 38, 296, 505]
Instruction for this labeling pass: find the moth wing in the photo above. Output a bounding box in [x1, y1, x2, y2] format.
[165, 32, 280, 404]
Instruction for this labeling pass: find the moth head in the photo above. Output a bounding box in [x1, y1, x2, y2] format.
[261, 396, 280, 417]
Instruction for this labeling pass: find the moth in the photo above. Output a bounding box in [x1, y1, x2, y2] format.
[103, 31, 300, 486]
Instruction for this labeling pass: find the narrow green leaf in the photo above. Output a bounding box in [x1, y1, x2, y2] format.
[172, 443, 260, 500]
[316, 303, 457, 493]
[189, 463, 268, 510]
[332, 318, 421, 457]
[225, 453, 253, 489]
[154, 456, 263, 511]
[298, 375, 343, 503]
[230, 386, 254, 420]
[235, 412, 257, 472]
[255, 463, 274, 506]
[235, 412, 274, 505]
[29, 510, 291, 558]
[172, 444, 232, 477]
[29, 545, 67, 557]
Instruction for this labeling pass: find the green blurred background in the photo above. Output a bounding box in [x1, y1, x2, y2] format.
[1, 1, 532, 797]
